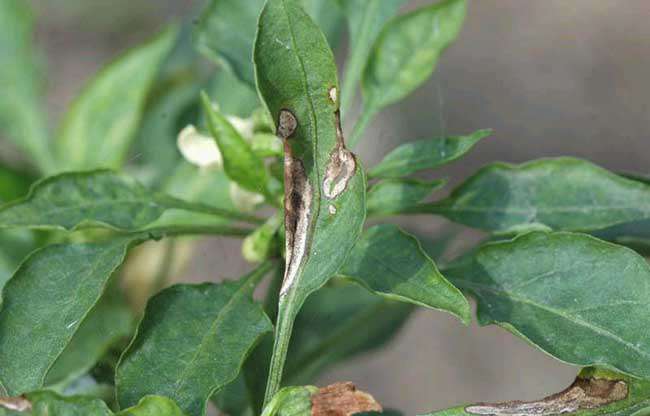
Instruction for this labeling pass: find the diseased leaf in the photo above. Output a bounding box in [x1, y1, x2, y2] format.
[444, 231, 650, 378]
[285, 280, 412, 384]
[56, 28, 176, 171]
[116, 264, 274, 416]
[368, 130, 491, 178]
[0, 170, 257, 231]
[367, 178, 445, 216]
[0, 238, 138, 395]
[361, 0, 466, 113]
[44, 290, 133, 388]
[0, 0, 54, 173]
[201, 93, 270, 196]
[419, 157, 650, 233]
[421, 368, 650, 416]
[255, 0, 367, 400]
[337, 0, 407, 115]
[339, 224, 470, 324]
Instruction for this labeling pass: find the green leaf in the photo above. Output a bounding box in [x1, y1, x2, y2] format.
[116, 396, 188, 416]
[207, 70, 260, 118]
[0, 0, 54, 173]
[419, 157, 650, 233]
[44, 290, 133, 388]
[195, 0, 265, 88]
[422, 368, 650, 416]
[116, 263, 274, 416]
[285, 281, 412, 384]
[444, 231, 650, 378]
[0, 170, 259, 231]
[255, 0, 367, 402]
[367, 178, 445, 216]
[337, 0, 407, 116]
[56, 28, 176, 171]
[242, 213, 282, 263]
[261, 386, 317, 416]
[201, 93, 270, 196]
[0, 237, 138, 395]
[361, 0, 466, 114]
[339, 224, 470, 324]
[368, 130, 491, 178]
[0, 392, 186, 416]
[0, 390, 112, 416]
[0, 165, 33, 203]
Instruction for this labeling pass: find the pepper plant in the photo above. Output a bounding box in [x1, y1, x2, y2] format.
[1, 0, 650, 415]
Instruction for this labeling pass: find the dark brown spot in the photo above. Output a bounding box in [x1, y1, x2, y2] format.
[465, 376, 628, 416]
[311, 382, 382, 416]
[278, 109, 297, 140]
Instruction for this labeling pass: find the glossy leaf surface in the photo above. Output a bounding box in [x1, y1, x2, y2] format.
[368, 130, 491, 178]
[0, 238, 136, 395]
[339, 224, 470, 324]
[444, 231, 650, 378]
[116, 266, 273, 416]
[422, 158, 650, 233]
[0, 170, 252, 231]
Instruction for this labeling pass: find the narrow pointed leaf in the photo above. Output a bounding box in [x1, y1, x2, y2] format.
[421, 157, 650, 233]
[0, 238, 138, 395]
[201, 93, 270, 196]
[337, 0, 407, 114]
[444, 231, 650, 378]
[421, 368, 650, 416]
[362, 0, 466, 113]
[339, 224, 470, 324]
[116, 265, 274, 416]
[0, 170, 257, 231]
[367, 178, 445, 216]
[368, 130, 491, 178]
[0, 0, 54, 172]
[255, 0, 366, 399]
[56, 28, 176, 170]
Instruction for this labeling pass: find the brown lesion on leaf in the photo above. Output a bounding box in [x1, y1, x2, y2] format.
[277, 109, 312, 296]
[311, 382, 382, 416]
[322, 110, 356, 200]
[0, 395, 32, 412]
[465, 376, 628, 416]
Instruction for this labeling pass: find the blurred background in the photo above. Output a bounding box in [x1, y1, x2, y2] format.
[16, 0, 650, 414]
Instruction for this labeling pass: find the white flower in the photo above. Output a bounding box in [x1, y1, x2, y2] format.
[177, 125, 222, 168]
[229, 182, 264, 212]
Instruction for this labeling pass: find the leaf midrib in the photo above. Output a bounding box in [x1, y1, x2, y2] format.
[454, 278, 650, 360]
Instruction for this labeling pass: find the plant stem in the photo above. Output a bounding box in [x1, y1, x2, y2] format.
[263, 292, 298, 407]
[136, 224, 255, 239]
[348, 107, 376, 149]
[165, 196, 266, 225]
